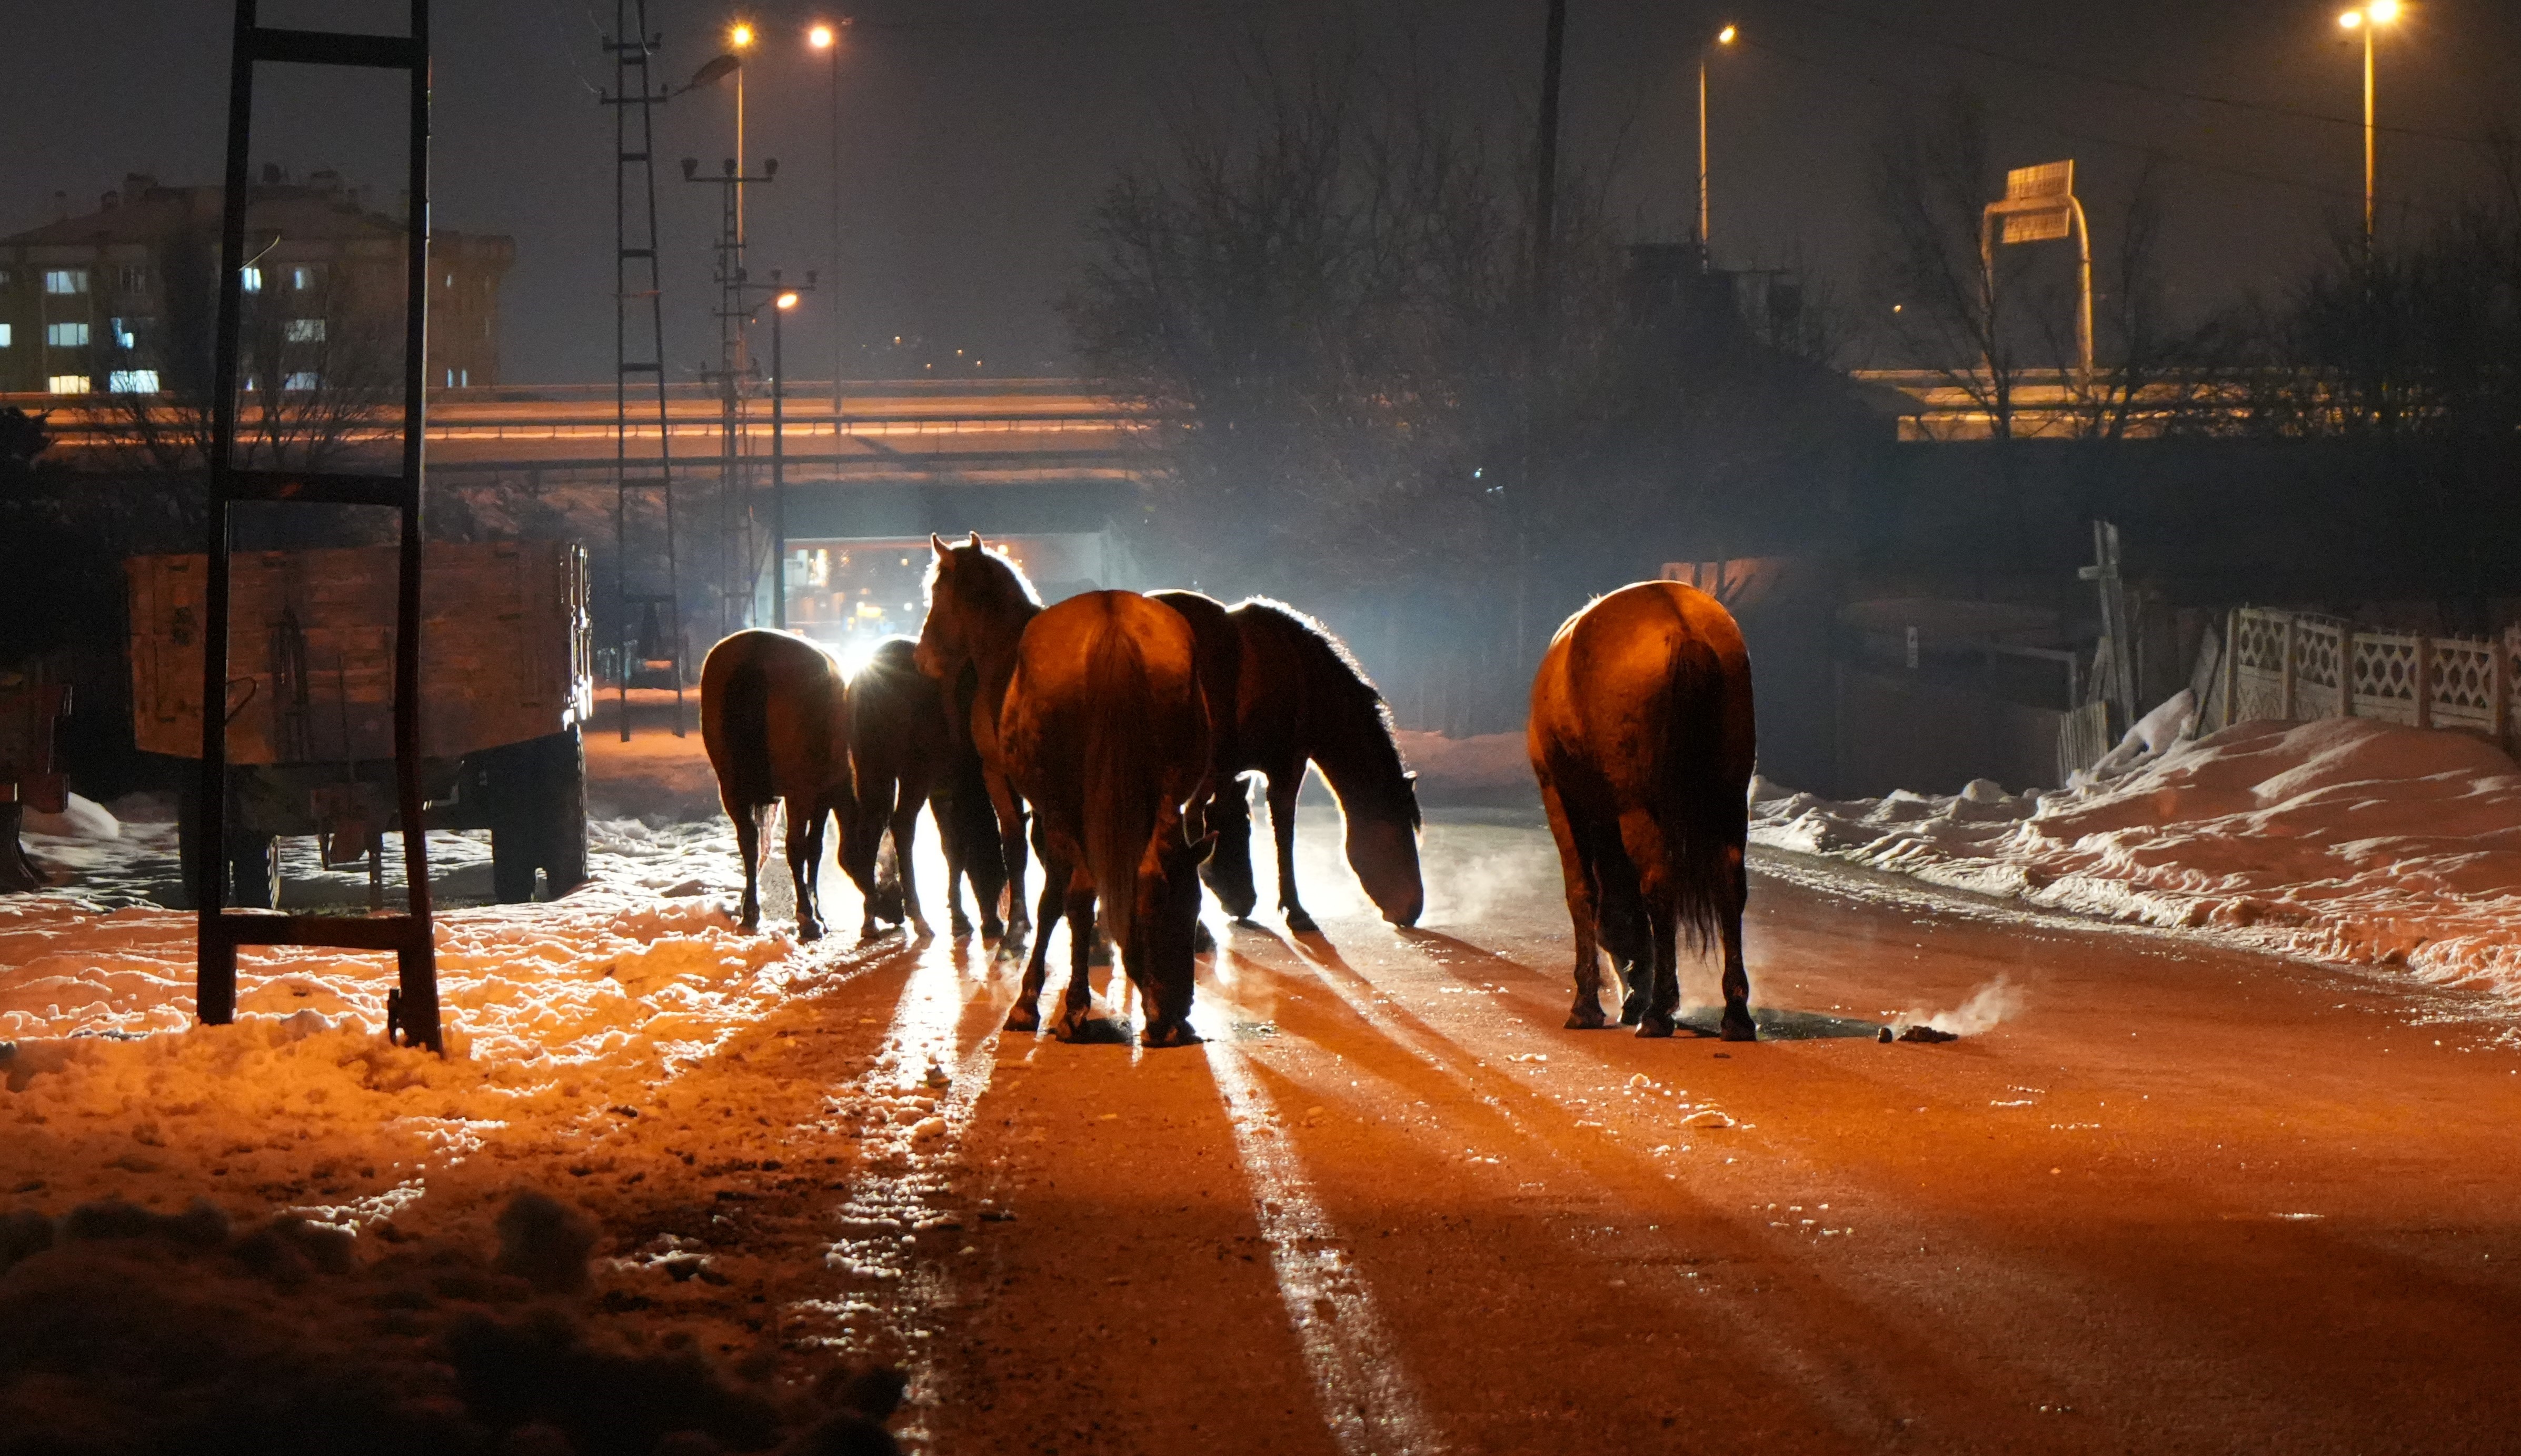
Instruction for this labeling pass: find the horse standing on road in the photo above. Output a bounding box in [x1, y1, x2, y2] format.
[1151, 593, 1423, 932]
[844, 639, 1007, 940]
[699, 629, 861, 941]
[998, 591, 1214, 1046]
[912, 533, 1043, 949]
[1528, 581, 1758, 1040]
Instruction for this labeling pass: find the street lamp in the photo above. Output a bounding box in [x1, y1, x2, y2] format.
[727, 21, 754, 243]
[1698, 23, 1737, 264]
[2337, 0, 2400, 250]
[750, 277, 814, 628]
[809, 19, 848, 425]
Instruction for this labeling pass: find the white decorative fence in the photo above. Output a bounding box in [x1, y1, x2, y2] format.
[2223, 607, 2518, 749]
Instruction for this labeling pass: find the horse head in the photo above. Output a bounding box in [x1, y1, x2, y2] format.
[1346, 770, 1424, 927]
[915, 531, 1031, 681]
[1134, 795, 1218, 1045]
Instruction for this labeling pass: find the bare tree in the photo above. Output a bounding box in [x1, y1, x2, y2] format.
[1869, 87, 2024, 439]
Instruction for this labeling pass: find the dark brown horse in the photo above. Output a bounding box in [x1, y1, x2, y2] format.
[1528, 581, 1757, 1040]
[843, 639, 1008, 940]
[1150, 593, 1423, 932]
[699, 629, 860, 940]
[912, 533, 1043, 950]
[998, 591, 1213, 1046]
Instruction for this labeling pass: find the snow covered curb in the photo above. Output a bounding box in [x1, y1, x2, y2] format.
[1752, 716, 2521, 1004]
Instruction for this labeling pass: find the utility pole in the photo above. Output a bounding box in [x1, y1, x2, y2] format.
[1518, 0, 1570, 685]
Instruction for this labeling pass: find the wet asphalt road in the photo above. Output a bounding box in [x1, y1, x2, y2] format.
[780, 806, 2521, 1456]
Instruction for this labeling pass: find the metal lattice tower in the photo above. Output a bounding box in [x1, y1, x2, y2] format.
[689, 156, 773, 639]
[604, 0, 685, 740]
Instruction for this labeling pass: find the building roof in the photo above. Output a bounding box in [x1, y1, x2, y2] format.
[2, 172, 507, 258]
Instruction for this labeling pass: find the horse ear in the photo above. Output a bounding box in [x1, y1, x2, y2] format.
[929, 533, 949, 559]
[1403, 770, 1419, 784]
[965, 530, 984, 550]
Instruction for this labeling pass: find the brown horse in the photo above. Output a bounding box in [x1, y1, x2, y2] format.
[998, 591, 1214, 1046]
[843, 639, 1008, 940]
[1151, 593, 1424, 932]
[912, 533, 1043, 950]
[1528, 581, 1757, 1040]
[699, 629, 860, 940]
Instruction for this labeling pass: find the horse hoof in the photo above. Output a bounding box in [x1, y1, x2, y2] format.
[1284, 909, 1318, 934]
[911, 918, 934, 942]
[1618, 993, 1646, 1027]
[1004, 1005, 1042, 1033]
[1636, 1014, 1676, 1040]
[949, 914, 973, 939]
[1720, 1010, 1758, 1043]
[1141, 1019, 1204, 1049]
[796, 919, 823, 943]
[1563, 1007, 1610, 1031]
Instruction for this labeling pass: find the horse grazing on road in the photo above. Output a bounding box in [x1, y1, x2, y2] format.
[913, 533, 1043, 948]
[998, 590, 1214, 1046]
[1528, 581, 1757, 1040]
[699, 629, 861, 941]
[844, 639, 1007, 940]
[1151, 593, 1423, 932]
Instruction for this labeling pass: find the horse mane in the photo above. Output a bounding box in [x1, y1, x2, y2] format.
[1233, 597, 1420, 827]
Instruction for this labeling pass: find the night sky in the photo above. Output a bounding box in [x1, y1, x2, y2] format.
[5, 0, 2516, 384]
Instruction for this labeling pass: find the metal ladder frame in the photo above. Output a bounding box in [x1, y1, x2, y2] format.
[196, 0, 442, 1052]
[606, 0, 686, 740]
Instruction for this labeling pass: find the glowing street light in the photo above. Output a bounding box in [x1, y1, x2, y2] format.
[775, 290, 800, 311]
[1698, 23, 1738, 264]
[808, 22, 835, 49]
[809, 18, 851, 422]
[728, 20, 754, 48]
[2338, 0, 2401, 248]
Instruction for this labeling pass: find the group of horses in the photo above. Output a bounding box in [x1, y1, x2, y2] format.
[699, 533, 1430, 1046]
[699, 533, 1758, 1047]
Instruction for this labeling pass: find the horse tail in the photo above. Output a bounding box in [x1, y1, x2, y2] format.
[1653, 631, 1739, 955]
[716, 654, 775, 814]
[1081, 615, 1158, 965]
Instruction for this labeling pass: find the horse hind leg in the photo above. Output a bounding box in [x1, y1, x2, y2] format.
[1619, 811, 1683, 1039]
[1717, 842, 1756, 1042]
[785, 796, 824, 942]
[892, 801, 932, 939]
[1053, 876, 1100, 1041]
[1540, 773, 1612, 1030]
[731, 800, 765, 934]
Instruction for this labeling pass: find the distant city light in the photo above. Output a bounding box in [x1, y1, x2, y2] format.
[809, 22, 835, 48]
[1717, 24, 1738, 44]
[729, 21, 754, 47]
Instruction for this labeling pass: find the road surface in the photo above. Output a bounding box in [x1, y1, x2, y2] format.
[690, 806, 2521, 1455]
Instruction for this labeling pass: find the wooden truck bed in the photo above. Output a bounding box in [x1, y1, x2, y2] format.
[127, 540, 592, 765]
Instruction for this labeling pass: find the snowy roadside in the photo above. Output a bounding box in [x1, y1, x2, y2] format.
[1752, 714, 2521, 1006]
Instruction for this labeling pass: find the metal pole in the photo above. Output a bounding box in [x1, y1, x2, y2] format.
[2070, 194, 2094, 385]
[1697, 57, 1709, 259]
[829, 41, 843, 422]
[2362, 21, 2376, 251]
[394, 0, 442, 1052]
[771, 300, 786, 629]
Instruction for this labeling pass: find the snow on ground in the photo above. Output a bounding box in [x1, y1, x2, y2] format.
[1752, 715, 2521, 1003]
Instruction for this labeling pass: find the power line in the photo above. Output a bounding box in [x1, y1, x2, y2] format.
[1769, 0, 2488, 148]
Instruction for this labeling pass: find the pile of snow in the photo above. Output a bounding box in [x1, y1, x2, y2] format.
[22, 792, 119, 841]
[1753, 714, 2521, 1001]
[1392, 730, 1534, 805]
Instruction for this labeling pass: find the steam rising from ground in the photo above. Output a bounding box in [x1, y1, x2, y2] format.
[1894, 975, 2024, 1038]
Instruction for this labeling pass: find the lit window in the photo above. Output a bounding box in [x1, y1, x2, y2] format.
[45, 322, 89, 347]
[285, 317, 325, 343]
[43, 269, 87, 295]
[0, 323, 10, 348]
[46, 374, 91, 394]
[290, 264, 318, 291]
[282, 370, 320, 392]
[107, 370, 160, 394]
[459, 367, 469, 386]
[241, 266, 262, 293]
[109, 317, 136, 349]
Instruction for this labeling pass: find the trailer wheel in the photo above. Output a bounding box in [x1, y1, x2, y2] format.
[541, 726, 589, 894]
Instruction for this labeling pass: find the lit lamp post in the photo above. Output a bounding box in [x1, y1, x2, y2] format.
[1698, 23, 1737, 264]
[2337, 0, 2400, 251]
[809, 21, 846, 422]
[751, 278, 813, 628]
[728, 22, 753, 244]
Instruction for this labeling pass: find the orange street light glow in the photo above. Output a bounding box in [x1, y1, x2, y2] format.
[809, 23, 835, 48]
[2369, 0, 2400, 21]
[1717, 24, 1738, 43]
[2339, 9, 2363, 26]
[776, 292, 800, 310]
[729, 21, 755, 47]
